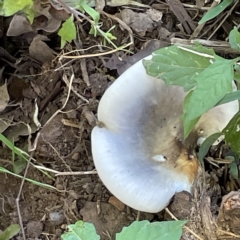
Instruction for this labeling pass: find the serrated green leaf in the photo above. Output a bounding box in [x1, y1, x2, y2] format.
[197, 132, 223, 163]
[199, 0, 234, 24]
[183, 57, 235, 137]
[0, 224, 20, 240]
[2, 0, 33, 16]
[223, 112, 240, 157]
[143, 45, 214, 91]
[58, 15, 76, 49]
[116, 220, 187, 240]
[61, 220, 100, 240]
[229, 26, 240, 51]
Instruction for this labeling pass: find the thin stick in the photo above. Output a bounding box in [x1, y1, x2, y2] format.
[217, 227, 240, 238]
[176, 46, 214, 59]
[208, 0, 239, 40]
[190, 0, 219, 39]
[16, 150, 35, 240]
[60, 42, 133, 59]
[34, 165, 97, 176]
[165, 208, 204, 240]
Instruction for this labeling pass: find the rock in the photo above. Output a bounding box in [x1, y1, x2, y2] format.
[108, 196, 125, 211]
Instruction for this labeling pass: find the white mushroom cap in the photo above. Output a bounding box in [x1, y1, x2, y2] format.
[91, 55, 238, 213]
[191, 96, 239, 146]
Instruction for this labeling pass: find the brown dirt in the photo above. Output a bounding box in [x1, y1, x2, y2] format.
[1, 1, 240, 240]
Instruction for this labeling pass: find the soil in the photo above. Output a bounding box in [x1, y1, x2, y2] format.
[1, 0, 240, 240]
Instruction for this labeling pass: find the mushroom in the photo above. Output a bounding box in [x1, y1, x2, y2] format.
[91, 55, 239, 213]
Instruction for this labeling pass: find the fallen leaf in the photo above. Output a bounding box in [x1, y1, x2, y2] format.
[32, 1, 62, 32]
[7, 15, 33, 36]
[0, 83, 9, 112]
[29, 35, 55, 63]
[146, 8, 163, 22]
[120, 9, 154, 36]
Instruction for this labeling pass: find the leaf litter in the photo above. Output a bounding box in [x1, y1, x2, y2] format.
[0, 0, 240, 239]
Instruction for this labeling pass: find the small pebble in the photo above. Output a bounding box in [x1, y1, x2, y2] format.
[108, 196, 125, 211]
[72, 152, 80, 160]
[49, 211, 65, 225]
[69, 190, 80, 200]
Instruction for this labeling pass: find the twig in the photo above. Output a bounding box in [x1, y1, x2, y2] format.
[165, 207, 204, 240]
[208, 0, 239, 40]
[80, 59, 90, 87]
[34, 165, 97, 176]
[171, 37, 240, 55]
[62, 74, 89, 103]
[16, 144, 37, 240]
[176, 46, 214, 58]
[136, 211, 141, 221]
[190, 0, 219, 39]
[217, 227, 240, 238]
[46, 141, 72, 172]
[56, 170, 97, 176]
[43, 73, 74, 127]
[53, 0, 85, 22]
[59, 42, 133, 60]
[101, 10, 134, 44]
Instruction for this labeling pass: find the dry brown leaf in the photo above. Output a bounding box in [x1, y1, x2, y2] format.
[32, 15, 62, 32]
[29, 35, 55, 63]
[32, 0, 62, 32]
[7, 15, 33, 36]
[0, 82, 9, 112]
[0, 117, 13, 133]
[120, 9, 154, 37]
[146, 8, 163, 22]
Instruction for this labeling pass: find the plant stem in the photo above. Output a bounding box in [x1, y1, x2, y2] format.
[236, 81, 240, 111]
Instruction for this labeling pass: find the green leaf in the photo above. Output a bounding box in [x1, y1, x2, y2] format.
[183, 57, 235, 137]
[182, 91, 201, 137]
[58, 15, 76, 49]
[233, 63, 240, 83]
[216, 90, 240, 106]
[199, 0, 234, 24]
[223, 112, 240, 157]
[0, 133, 28, 161]
[79, 1, 100, 24]
[23, 5, 35, 24]
[143, 45, 215, 91]
[184, 116, 200, 139]
[229, 27, 240, 51]
[116, 220, 187, 240]
[234, 72, 240, 83]
[197, 132, 223, 163]
[228, 157, 238, 179]
[0, 224, 20, 240]
[64, 0, 95, 8]
[2, 0, 33, 16]
[13, 159, 27, 174]
[0, 167, 57, 190]
[61, 221, 100, 240]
